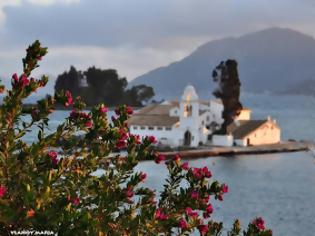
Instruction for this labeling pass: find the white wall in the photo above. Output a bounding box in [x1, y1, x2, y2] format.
[212, 135, 234, 147]
[235, 139, 247, 146]
[236, 109, 251, 121]
[129, 125, 179, 147]
[209, 100, 224, 125]
[241, 121, 281, 146]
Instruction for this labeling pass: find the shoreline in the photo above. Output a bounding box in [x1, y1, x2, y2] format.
[159, 141, 314, 159]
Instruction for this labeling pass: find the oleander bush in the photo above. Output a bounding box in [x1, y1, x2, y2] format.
[0, 41, 273, 236]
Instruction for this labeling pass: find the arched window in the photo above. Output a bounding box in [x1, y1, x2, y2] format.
[184, 104, 192, 117]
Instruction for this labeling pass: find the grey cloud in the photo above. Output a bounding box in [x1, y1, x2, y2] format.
[3, 0, 314, 50]
[1, 0, 315, 83]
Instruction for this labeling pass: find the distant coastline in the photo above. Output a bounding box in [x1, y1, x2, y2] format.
[22, 103, 143, 111]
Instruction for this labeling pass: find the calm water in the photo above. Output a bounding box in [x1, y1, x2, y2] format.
[138, 152, 315, 236]
[26, 94, 315, 235]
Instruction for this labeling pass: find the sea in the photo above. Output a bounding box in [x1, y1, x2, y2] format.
[22, 93, 315, 235]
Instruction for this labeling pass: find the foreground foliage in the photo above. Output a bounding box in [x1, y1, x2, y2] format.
[0, 41, 272, 236]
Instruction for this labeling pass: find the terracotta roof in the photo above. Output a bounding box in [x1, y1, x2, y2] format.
[127, 115, 179, 127]
[136, 104, 173, 115]
[228, 120, 268, 139]
[128, 104, 179, 127]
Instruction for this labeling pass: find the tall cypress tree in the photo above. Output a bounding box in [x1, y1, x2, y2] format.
[212, 59, 242, 134]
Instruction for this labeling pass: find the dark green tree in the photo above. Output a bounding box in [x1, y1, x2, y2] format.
[212, 60, 242, 134]
[123, 85, 155, 106]
[54, 66, 155, 107]
[54, 66, 81, 97]
[85, 67, 127, 105]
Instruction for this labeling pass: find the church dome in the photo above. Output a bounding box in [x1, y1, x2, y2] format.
[181, 85, 199, 101]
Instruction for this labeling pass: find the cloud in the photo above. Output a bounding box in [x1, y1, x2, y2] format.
[0, 0, 79, 26]
[1, 0, 315, 82]
[2, 0, 315, 49]
[0, 44, 188, 82]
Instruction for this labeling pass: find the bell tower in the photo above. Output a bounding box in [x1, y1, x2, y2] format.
[179, 85, 200, 146]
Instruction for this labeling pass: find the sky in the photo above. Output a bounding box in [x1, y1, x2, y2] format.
[1, 0, 315, 86]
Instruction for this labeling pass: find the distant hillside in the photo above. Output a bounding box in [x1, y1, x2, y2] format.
[130, 27, 315, 99]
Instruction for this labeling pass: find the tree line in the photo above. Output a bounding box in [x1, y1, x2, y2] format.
[54, 66, 154, 107]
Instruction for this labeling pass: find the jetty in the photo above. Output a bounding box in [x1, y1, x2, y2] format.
[160, 141, 315, 159]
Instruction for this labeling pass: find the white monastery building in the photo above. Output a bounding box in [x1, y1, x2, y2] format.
[128, 85, 211, 147]
[127, 85, 281, 147]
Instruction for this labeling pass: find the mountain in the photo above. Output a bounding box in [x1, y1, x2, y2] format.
[130, 28, 315, 99]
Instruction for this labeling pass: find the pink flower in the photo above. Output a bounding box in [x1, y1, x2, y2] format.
[37, 56, 42, 61]
[48, 151, 58, 165]
[173, 154, 181, 163]
[155, 154, 165, 164]
[126, 106, 133, 115]
[65, 90, 73, 106]
[191, 167, 212, 179]
[181, 162, 189, 170]
[125, 187, 134, 199]
[206, 204, 213, 214]
[192, 168, 203, 179]
[217, 194, 223, 201]
[201, 166, 212, 178]
[85, 120, 93, 128]
[198, 224, 208, 235]
[185, 207, 198, 218]
[20, 74, 30, 87]
[179, 218, 188, 230]
[147, 136, 157, 144]
[139, 172, 147, 182]
[116, 140, 126, 149]
[119, 128, 128, 141]
[0, 185, 7, 198]
[201, 195, 210, 205]
[191, 190, 199, 199]
[99, 105, 108, 114]
[252, 217, 265, 231]
[80, 112, 91, 119]
[155, 208, 168, 221]
[70, 110, 78, 119]
[11, 73, 30, 87]
[221, 184, 228, 193]
[203, 204, 213, 218]
[72, 197, 80, 206]
[12, 73, 19, 83]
